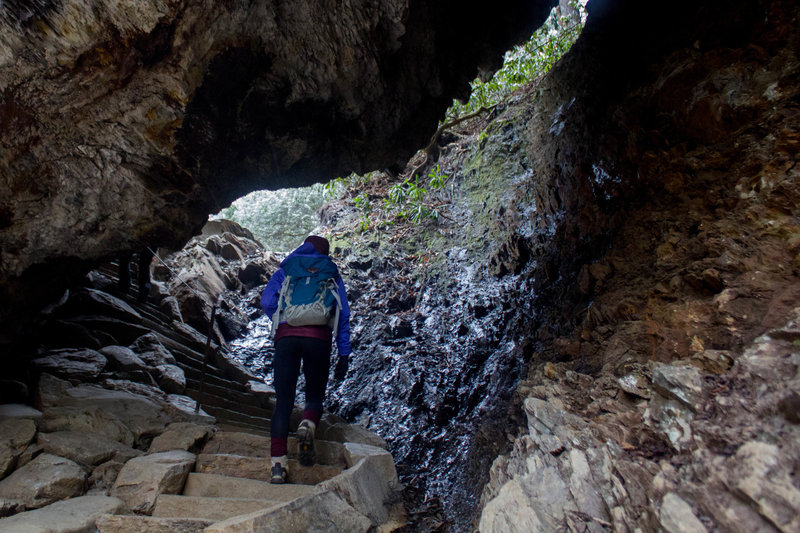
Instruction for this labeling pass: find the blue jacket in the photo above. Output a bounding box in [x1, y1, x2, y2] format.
[261, 242, 352, 357]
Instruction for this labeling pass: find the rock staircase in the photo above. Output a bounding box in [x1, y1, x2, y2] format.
[59, 264, 405, 531]
[93, 261, 275, 436]
[91, 429, 402, 532]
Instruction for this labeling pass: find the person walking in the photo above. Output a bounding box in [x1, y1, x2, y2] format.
[261, 235, 351, 483]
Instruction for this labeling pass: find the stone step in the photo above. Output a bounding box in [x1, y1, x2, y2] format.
[153, 494, 281, 521]
[183, 472, 316, 501]
[184, 381, 273, 417]
[202, 431, 347, 465]
[95, 514, 215, 533]
[217, 422, 270, 437]
[198, 404, 271, 431]
[195, 453, 344, 485]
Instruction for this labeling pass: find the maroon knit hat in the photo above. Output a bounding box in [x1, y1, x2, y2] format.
[304, 235, 330, 256]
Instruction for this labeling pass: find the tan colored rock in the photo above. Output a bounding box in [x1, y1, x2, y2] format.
[153, 494, 279, 521]
[39, 382, 173, 446]
[195, 453, 271, 482]
[658, 492, 707, 533]
[37, 431, 141, 466]
[0, 453, 86, 510]
[0, 494, 124, 533]
[318, 420, 388, 449]
[318, 453, 401, 526]
[0, 418, 37, 479]
[728, 441, 800, 533]
[148, 422, 215, 453]
[343, 442, 398, 486]
[89, 460, 125, 491]
[201, 432, 268, 458]
[479, 479, 553, 533]
[205, 490, 372, 533]
[40, 406, 135, 448]
[182, 472, 314, 501]
[111, 450, 196, 514]
[95, 514, 214, 533]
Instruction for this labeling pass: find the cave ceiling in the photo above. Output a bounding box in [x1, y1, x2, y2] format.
[0, 0, 557, 337]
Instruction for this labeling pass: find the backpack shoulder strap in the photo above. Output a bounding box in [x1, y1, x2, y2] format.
[270, 274, 292, 339]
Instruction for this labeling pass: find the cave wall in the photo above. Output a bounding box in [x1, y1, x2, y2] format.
[0, 0, 556, 341]
[477, 0, 800, 530]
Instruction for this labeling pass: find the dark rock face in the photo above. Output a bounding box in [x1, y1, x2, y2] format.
[0, 0, 556, 341]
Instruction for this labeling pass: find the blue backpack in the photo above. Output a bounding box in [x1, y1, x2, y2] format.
[270, 254, 342, 339]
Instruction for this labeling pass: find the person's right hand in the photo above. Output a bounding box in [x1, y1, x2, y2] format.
[333, 356, 350, 381]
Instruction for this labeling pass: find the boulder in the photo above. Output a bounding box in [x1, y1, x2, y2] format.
[37, 431, 141, 467]
[0, 418, 37, 479]
[726, 441, 800, 533]
[318, 453, 402, 526]
[148, 422, 215, 454]
[0, 453, 86, 510]
[318, 418, 388, 449]
[651, 364, 705, 413]
[658, 492, 707, 533]
[111, 450, 196, 514]
[89, 460, 126, 491]
[153, 364, 187, 394]
[38, 380, 172, 447]
[479, 479, 553, 533]
[99, 346, 149, 372]
[0, 494, 124, 533]
[31, 349, 107, 382]
[130, 334, 177, 365]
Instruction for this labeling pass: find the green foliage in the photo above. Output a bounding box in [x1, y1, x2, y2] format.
[209, 184, 327, 251]
[446, 0, 586, 121]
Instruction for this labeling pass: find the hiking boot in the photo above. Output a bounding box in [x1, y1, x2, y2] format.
[270, 456, 288, 484]
[297, 420, 316, 467]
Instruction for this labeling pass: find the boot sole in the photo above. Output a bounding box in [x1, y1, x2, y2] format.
[297, 427, 315, 466]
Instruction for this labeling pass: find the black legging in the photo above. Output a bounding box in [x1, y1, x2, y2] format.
[270, 336, 331, 450]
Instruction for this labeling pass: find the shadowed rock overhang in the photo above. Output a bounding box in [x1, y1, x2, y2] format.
[0, 0, 557, 338]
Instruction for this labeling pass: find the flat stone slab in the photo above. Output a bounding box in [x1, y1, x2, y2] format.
[112, 450, 196, 514]
[0, 495, 124, 533]
[205, 490, 372, 533]
[37, 431, 141, 466]
[95, 514, 214, 533]
[183, 472, 315, 501]
[153, 494, 280, 521]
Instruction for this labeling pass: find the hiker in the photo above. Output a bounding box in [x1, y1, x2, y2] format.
[260, 235, 351, 484]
